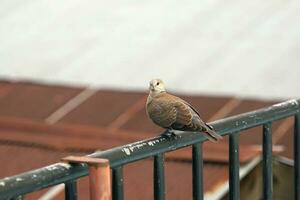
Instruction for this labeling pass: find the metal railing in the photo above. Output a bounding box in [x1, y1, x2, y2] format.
[0, 99, 299, 200]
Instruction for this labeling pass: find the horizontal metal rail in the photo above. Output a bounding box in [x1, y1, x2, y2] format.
[0, 99, 299, 199]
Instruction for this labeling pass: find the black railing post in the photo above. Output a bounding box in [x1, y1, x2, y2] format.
[295, 114, 300, 200]
[112, 167, 124, 200]
[154, 153, 165, 200]
[229, 132, 240, 200]
[192, 143, 203, 200]
[263, 122, 273, 200]
[65, 180, 77, 200]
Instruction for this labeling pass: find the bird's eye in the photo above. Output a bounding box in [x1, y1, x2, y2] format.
[156, 82, 159, 86]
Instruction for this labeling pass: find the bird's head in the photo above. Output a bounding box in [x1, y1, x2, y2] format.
[149, 79, 166, 93]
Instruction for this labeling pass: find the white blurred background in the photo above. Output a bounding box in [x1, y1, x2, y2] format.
[0, 0, 299, 99]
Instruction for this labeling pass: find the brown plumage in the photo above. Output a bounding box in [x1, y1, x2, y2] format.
[146, 79, 222, 142]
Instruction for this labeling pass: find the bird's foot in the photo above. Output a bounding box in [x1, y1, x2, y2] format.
[161, 129, 177, 140]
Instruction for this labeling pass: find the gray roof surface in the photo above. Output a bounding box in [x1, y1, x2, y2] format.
[0, 0, 299, 99]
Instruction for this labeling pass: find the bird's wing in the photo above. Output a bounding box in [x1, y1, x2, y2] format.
[171, 95, 209, 130]
[174, 97, 207, 126]
[185, 102, 202, 118]
[184, 101, 211, 131]
[159, 104, 178, 128]
[188, 104, 215, 131]
[167, 94, 222, 142]
[173, 100, 193, 126]
[161, 93, 193, 127]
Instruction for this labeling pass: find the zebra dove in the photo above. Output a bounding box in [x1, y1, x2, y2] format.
[146, 79, 222, 142]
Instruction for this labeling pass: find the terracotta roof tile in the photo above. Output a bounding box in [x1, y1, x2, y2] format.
[0, 82, 82, 120]
[59, 90, 145, 127]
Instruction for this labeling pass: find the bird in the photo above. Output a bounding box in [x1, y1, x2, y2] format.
[146, 78, 222, 142]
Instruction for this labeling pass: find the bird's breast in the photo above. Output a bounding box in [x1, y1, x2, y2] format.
[146, 98, 175, 128]
[146, 100, 163, 119]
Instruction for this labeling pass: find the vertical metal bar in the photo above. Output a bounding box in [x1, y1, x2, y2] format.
[154, 153, 165, 200]
[65, 180, 77, 200]
[192, 143, 203, 200]
[229, 132, 240, 200]
[263, 122, 273, 200]
[295, 114, 300, 200]
[112, 167, 124, 200]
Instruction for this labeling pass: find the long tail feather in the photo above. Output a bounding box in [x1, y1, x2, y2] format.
[203, 124, 222, 142]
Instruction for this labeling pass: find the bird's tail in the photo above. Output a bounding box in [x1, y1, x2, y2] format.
[203, 124, 222, 142]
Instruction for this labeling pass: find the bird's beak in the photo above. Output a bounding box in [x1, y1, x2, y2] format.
[149, 84, 154, 91]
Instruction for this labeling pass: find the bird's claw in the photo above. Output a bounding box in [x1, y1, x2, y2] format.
[161, 129, 177, 140]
